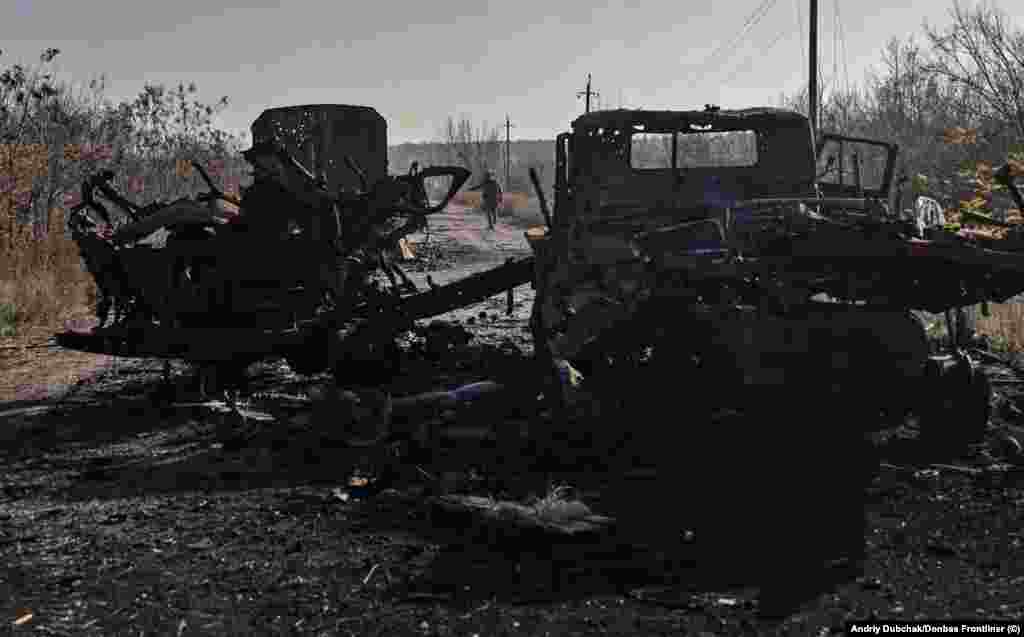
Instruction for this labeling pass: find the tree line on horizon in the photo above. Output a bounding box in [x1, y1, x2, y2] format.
[4, 0, 1023, 242]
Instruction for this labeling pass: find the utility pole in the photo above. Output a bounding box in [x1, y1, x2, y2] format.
[809, 0, 819, 140]
[504, 114, 515, 192]
[577, 74, 600, 114]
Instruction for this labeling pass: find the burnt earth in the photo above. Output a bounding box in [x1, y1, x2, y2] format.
[1, 206, 1023, 635]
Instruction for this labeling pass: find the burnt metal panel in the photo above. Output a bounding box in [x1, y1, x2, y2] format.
[251, 104, 387, 194]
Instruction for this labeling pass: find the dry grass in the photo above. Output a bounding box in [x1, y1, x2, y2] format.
[0, 52, 245, 339]
[918, 302, 1024, 354]
[0, 206, 103, 398]
[975, 302, 1024, 353]
[0, 206, 96, 335]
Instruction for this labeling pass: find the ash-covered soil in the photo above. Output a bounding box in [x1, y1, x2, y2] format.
[2, 206, 1023, 636]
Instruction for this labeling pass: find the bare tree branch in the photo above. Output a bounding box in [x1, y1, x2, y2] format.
[921, 1, 1024, 140]
[438, 115, 501, 181]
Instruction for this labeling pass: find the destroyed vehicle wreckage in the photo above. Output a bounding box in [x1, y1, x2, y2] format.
[42, 103, 1024, 626]
[54, 103, 1024, 452]
[526, 106, 1024, 450]
[55, 105, 536, 390]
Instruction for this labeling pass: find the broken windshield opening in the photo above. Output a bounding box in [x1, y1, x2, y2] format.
[816, 138, 890, 192]
[630, 130, 759, 170]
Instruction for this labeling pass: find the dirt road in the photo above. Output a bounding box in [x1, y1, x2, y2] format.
[0, 313, 115, 404]
[2, 205, 1023, 635]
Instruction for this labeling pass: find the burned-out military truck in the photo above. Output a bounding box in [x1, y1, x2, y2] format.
[55, 104, 478, 391]
[526, 106, 1000, 450]
[520, 105, 1024, 592]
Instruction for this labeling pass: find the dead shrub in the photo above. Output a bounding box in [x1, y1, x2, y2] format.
[0, 207, 96, 331]
[0, 48, 242, 333]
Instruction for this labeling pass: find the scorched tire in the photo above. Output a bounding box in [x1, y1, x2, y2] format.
[917, 353, 992, 451]
[285, 327, 331, 376]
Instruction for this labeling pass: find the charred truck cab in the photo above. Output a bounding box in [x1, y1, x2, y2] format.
[524, 105, 1002, 597]
[526, 106, 904, 585]
[528, 106, 988, 450]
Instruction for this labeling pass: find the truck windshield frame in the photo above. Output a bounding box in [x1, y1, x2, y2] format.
[630, 129, 760, 171]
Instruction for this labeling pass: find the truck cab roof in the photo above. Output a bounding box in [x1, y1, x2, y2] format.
[571, 107, 810, 133]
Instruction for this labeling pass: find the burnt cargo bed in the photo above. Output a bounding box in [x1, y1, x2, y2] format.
[53, 256, 537, 361]
[53, 325, 310, 361]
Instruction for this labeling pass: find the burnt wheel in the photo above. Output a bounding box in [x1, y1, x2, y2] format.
[312, 386, 393, 448]
[331, 332, 401, 388]
[916, 352, 992, 451]
[284, 326, 331, 376]
[194, 360, 254, 399]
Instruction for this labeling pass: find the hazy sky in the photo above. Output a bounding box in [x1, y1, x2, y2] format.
[3, 0, 1023, 144]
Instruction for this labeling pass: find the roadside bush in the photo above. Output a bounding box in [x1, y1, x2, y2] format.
[0, 47, 245, 332]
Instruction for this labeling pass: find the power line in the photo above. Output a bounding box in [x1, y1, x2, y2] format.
[716, 0, 787, 86]
[697, 0, 780, 79]
[710, 0, 779, 77]
[721, 21, 797, 87]
[714, 1, 785, 87]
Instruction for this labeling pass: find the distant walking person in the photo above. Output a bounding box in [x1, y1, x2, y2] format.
[469, 170, 502, 230]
